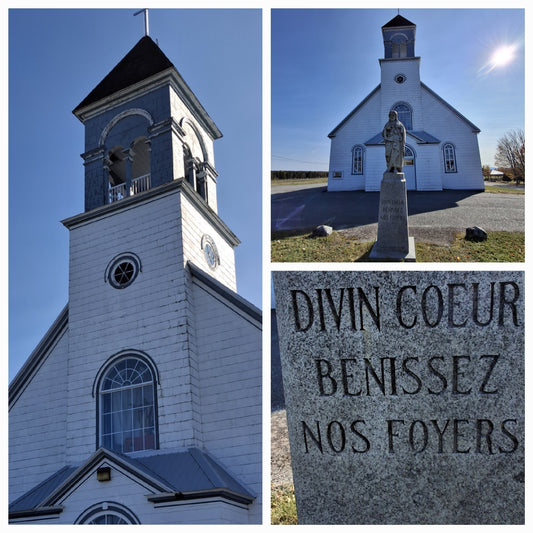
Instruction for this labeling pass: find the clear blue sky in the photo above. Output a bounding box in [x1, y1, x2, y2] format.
[9, 9, 262, 380]
[272, 8, 525, 171]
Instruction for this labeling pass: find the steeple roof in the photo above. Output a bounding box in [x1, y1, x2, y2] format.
[382, 14, 415, 28]
[73, 36, 175, 113]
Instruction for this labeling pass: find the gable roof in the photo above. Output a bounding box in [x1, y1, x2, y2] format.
[328, 81, 481, 140]
[10, 447, 255, 518]
[328, 84, 381, 138]
[188, 261, 262, 325]
[421, 82, 481, 133]
[9, 305, 68, 408]
[382, 14, 415, 29]
[74, 36, 173, 112]
[365, 130, 441, 145]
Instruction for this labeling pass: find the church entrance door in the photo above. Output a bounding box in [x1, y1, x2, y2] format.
[403, 145, 416, 190]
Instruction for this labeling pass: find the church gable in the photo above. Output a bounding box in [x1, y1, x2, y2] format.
[327, 13, 483, 192]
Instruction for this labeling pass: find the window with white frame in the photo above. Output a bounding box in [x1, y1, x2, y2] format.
[443, 143, 457, 173]
[392, 103, 413, 130]
[352, 145, 364, 175]
[99, 357, 157, 453]
[76, 502, 140, 524]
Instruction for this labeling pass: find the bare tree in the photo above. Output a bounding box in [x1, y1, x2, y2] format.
[494, 129, 525, 183]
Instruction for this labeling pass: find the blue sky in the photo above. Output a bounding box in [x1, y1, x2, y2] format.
[8, 9, 262, 380]
[272, 8, 525, 170]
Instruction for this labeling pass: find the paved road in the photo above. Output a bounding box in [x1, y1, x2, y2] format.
[272, 183, 524, 243]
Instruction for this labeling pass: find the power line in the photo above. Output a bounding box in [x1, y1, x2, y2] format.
[272, 154, 327, 165]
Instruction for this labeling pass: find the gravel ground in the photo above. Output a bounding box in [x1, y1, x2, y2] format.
[271, 410, 293, 486]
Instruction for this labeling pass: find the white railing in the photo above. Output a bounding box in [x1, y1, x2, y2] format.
[132, 173, 151, 195]
[109, 183, 126, 203]
[108, 174, 151, 203]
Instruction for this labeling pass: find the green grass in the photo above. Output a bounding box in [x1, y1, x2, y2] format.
[271, 484, 298, 525]
[483, 185, 524, 194]
[271, 230, 524, 263]
[272, 177, 328, 186]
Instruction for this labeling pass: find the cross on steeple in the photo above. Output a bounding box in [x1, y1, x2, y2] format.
[134, 8, 149, 37]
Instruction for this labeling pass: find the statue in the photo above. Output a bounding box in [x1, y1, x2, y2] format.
[382, 110, 406, 173]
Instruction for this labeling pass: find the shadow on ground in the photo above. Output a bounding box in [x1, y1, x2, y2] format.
[272, 188, 484, 232]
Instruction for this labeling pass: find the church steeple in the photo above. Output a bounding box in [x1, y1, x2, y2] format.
[381, 14, 416, 59]
[73, 36, 222, 213]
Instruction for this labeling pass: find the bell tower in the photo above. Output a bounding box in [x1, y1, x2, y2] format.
[74, 36, 222, 214]
[379, 14, 422, 131]
[61, 34, 240, 463]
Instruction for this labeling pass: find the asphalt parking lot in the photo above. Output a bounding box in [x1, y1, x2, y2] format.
[271, 183, 524, 244]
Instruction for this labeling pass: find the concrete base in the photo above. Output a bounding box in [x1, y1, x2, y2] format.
[369, 236, 416, 262]
[369, 171, 416, 262]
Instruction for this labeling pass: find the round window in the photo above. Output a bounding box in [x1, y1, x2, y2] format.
[394, 73, 406, 84]
[106, 253, 141, 289]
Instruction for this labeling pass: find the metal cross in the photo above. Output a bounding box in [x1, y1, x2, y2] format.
[134, 9, 149, 37]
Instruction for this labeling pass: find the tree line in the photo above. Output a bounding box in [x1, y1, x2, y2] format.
[271, 170, 328, 181]
[487, 129, 525, 183]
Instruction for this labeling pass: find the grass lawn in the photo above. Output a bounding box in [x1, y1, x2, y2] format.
[271, 484, 297, 525]
[271, 230, 524, 263]
[272, 177, 328, 186]
[483, 184, 524, 194]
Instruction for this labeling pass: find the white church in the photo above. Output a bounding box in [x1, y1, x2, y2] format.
[9, 32, 262, 524]
[328, 14, 484, 192]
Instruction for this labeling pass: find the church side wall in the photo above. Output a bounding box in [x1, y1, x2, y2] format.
[328, 89, 381, 191]
[9, 331, 69, 502]
[66, 190, 203, 465]
[421, 87, 483, 190]
[194, 283, 262, 524]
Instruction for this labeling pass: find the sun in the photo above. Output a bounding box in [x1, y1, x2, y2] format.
[490, 44, 516, 68]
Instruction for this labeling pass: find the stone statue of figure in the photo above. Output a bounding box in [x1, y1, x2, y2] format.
[382, 110, 406, 173]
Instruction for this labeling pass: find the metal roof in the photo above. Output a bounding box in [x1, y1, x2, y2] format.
[365, 130, 441, 145]
[10, 448, 254, 516]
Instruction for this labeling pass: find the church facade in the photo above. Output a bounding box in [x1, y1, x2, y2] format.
[9, 34, 261, 525]
[328, 14, 484, 192]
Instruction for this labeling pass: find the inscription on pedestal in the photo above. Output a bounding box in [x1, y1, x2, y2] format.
[273, 271, 524, 525]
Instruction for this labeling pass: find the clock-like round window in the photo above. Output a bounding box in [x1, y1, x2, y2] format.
[201, 234, 219, 270]
[394, 73, 407, 84]
[106, 253, 141, 289]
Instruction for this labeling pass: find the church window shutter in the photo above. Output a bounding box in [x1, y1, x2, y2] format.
[98, 357, 158, 453]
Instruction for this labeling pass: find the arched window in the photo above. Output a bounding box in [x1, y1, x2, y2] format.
[392, 103, 413, 130]
[76, 502, 140, 524]
[98, 357, 157, 453]
[443, 143, 457, 173]
[352, 145, 364, 175]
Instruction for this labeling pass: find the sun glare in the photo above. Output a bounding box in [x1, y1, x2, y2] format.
[478, 42, 519, 77]
[490, 45, 516, 67]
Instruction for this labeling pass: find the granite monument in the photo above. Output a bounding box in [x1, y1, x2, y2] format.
[272, 270, 524, 524]
[370, 111, 415, 261]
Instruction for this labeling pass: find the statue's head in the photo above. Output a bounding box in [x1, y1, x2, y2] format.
[388, 110, 398, 121]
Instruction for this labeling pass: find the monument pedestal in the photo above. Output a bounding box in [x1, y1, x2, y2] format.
[369, 171, 416, 262]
